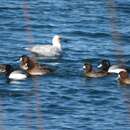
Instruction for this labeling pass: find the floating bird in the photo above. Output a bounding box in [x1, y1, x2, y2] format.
[83, 62, 109, 78]
[5, 64, 27, 80]
[108, 66, 130, 85]
[19, 55, 54, 76]
[25, 35, 62, 57]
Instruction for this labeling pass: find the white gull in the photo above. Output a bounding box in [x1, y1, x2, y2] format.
[25, 35, 62, 57]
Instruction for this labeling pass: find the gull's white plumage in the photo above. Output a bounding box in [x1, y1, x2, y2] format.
[26, 35, 62, 57]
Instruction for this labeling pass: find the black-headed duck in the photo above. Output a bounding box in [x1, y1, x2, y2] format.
[5, 64, 27, 80]
[98, 59, 130, 72]
[97, 59, 111, 72]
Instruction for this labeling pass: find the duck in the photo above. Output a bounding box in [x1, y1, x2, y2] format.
[108, 67, 130, 85]
[98, 59, 130, 72]
[25, 35, 62, 57]
[5, 64, 27, 80]
[118, 71, 130, 85]
[83, 62, 109, 78]
[19, 55, 54, 76]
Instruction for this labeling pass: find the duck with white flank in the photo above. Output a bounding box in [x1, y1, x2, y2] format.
[98, 59, 130, 72]
[108, 66, 130, 85]
[5, 64, 27, 80]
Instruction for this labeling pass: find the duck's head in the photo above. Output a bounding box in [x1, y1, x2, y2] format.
[83, 63, 92, 72]
[98, 59, 110, 71]
[19, 55, 34, 70]
[0, 64, 7, 73]
[20, 55, 30, 62]
[118, 71, 129, 80]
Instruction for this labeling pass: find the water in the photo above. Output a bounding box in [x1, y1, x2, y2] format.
[0, 0, 130, 130]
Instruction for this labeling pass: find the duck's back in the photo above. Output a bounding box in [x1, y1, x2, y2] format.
[28, 64, 54, 76]
[85, 71, 107, 78]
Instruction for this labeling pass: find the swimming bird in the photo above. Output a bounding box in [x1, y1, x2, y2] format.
[98, 59, 130, 72]
[83, 62, 109, 78]
[118, 71, 130, 85]
[5, 64, 27, 80]
[25, 35, 62, 57]
[19, 55, 54, 76]
[108, 67, 130, 85]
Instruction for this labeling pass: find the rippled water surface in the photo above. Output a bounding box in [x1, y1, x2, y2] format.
[0, 0, 130, 130]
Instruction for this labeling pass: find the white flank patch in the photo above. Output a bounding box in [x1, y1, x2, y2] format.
[9, 71, 27, 80]
[108, 67, 126, 74]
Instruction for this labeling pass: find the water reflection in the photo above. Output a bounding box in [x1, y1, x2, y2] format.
[106, 0, 125, 64]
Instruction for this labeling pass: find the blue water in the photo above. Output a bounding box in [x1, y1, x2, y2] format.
[0, 0, 130, 130]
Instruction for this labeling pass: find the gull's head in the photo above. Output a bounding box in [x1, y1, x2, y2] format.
[52, 35, 61, 48]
